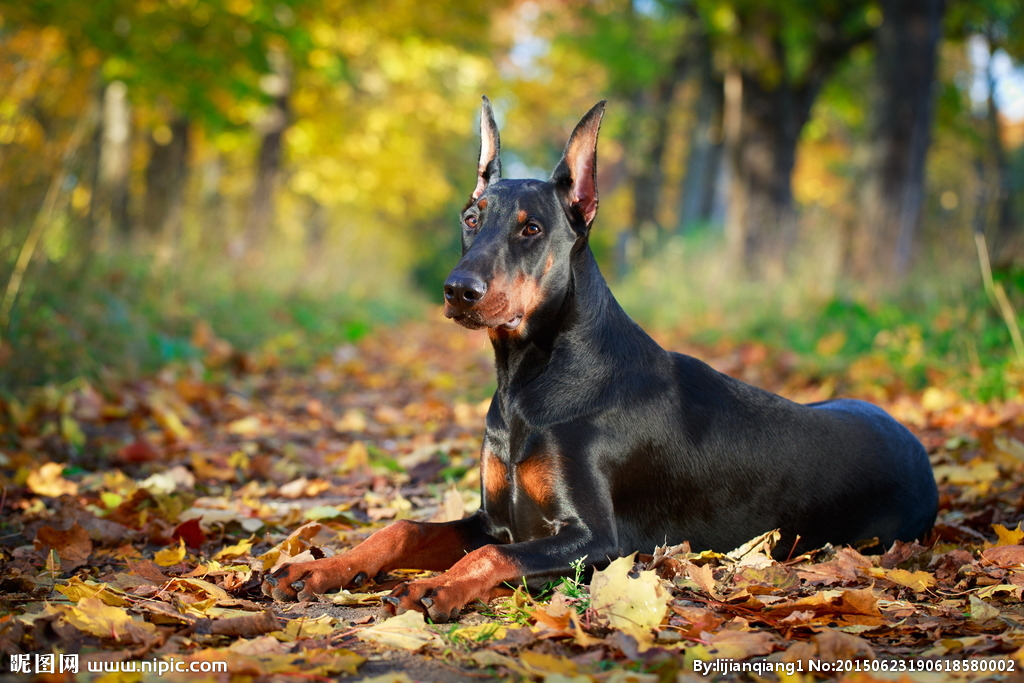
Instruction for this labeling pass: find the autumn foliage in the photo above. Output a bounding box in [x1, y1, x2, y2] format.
[2, 316, 1023, 680]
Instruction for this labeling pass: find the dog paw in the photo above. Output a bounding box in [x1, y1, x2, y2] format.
[381, 581, 462, 622]
[262, 558, 366, 602]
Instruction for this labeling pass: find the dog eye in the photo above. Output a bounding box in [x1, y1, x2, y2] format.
[522, 222, 541, 237]
[464, 215, 479, 229]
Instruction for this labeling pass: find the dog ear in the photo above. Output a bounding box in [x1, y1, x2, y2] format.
[472, 96, 502, 200]
[551, 101, 606, 228]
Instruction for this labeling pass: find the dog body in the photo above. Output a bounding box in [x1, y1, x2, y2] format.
[263, 99, 937, 621]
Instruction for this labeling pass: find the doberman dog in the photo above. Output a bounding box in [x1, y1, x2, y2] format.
[263, 98, 938, 622]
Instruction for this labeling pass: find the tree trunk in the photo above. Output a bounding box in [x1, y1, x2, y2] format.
[631, 51, 689, 234]
[723, 69, 813, 278]
[143, 116, 191, 246]
[981, 31, 1022, 269]
[244, 50, 291, 256]
[91, 80, 132, 242]
[714, 4, 875, 279]
[853, 0, 945, 282]
[677, 33, 723, 232]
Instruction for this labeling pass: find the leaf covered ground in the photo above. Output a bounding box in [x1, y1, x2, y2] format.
[2, 316, 1024, 682]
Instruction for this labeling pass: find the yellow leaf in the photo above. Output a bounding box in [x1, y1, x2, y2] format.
[226, 415, 263, 435]
[273, 615, 337, 641]
[26, 462, 78, 497]
[166, 577, 231, 601]
[969, 595, 1000, 624]
[213, 536, 255, 560]
[64, 597, 158, 642]
[356, 675, 417, 683]
[885, 568, 936, 593]
[448, 622, 509, 643]
[324, 589, 392, 606]
[356, 610, 442, 651]
[153, 404, 192, 440]
[590, 554, 670, 649]
[60, 414, 86, 449]
[993, 522, 1024, 547]
[154, 538, 187, 567]
[56, 578, 129, 606]
[518, 650, 580, 676]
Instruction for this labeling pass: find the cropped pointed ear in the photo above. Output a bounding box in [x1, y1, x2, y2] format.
[550, 101, 606, 229]
[472, 96, 502, 199]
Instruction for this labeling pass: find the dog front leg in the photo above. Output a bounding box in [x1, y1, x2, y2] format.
[382, 529, 612, 622]
[262, 512, 497, 602]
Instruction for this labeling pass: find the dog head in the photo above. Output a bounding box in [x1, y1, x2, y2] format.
[443, 97, 605, 337]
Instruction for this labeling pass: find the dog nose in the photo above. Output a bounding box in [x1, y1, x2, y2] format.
[444, 272, 487, 309]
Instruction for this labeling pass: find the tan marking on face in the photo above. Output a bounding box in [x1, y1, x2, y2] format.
[510, 273, 542, 322]
[482, 448, 508, 501]
[473, 268, 543, 336]
[477, 198, 488, 209]
[543, 252, 554, 275]
[517, 453, 561, 508]
[516, 209, 528, 224]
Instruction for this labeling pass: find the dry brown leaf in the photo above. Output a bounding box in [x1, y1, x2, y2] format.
[982, 545, 1024, 567]
[34, 523, 92, 571]
[701, 629, 776, 659]
[813, 628, 875, 661]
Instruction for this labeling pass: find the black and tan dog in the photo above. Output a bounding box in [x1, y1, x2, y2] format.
[263, 98, 938, 621]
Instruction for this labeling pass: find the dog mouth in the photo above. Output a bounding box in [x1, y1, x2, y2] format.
[445, 306, 523, 331]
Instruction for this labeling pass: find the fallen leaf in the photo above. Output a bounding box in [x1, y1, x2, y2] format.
[992, 523, 1024, 546]
[214, 536, 256, 560]
[701, 629, 776, 659]
[154, 538, 187, 567]
[982, 545, 1024, 568]
[282, 615, 336, 641]
[590, 554, 670, 648]
[517, 650, 580, 677]
[34, 523, 91, 570]
[813, 629, 875, 661]
[26, 462, 78, 497]
[356, 611, 442, 651]
[56, 578, 129, 606]
[195, 610, 281, 637]
[884, 567, 936, 592]
[64, 597, 158, 643]
[172, 518, 207, 549]
[969, 595, 1000, 624]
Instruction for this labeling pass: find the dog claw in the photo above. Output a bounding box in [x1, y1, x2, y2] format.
[352, 571, 367, 587]
[290, 580, 305, 593]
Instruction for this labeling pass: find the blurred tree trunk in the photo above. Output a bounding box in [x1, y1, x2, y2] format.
[90, 80, 132, 242]
[980, 30, 1022, 269]
[723, 70, 813, 278]
[852, 0, 945, 283]
[244, 50, 291, 256]
[143, 116, 191, 245]
[720, 8, 871, 278]
[677, 34, 723, 232]
[630, 50, 688, 235]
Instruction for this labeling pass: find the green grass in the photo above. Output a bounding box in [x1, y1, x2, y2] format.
[611, 229, 1024, 401]
[0, 247, 426, 390]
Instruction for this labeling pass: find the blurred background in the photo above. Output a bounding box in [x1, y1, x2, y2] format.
[1, 0, 1022, 397]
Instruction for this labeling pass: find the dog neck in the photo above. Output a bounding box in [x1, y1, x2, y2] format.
[488, 246, 656, 395]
